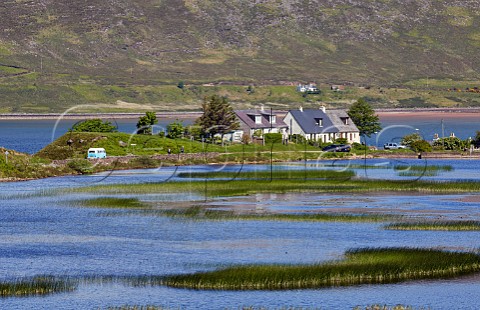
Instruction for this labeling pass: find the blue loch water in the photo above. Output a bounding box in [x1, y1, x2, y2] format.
[1, 114, 480, 309]
[0, 160, 480, 309]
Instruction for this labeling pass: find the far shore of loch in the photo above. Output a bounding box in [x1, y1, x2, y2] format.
[1, 107, 480, 120]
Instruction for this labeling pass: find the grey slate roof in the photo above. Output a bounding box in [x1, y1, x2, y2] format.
[288, 109, 359, 134]
[235, 110, 288, 130]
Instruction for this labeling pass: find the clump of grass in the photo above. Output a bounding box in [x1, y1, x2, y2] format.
[78, 197, 148, 209]
[0, 276, 76, 297]
[158, 206, 395, 223]
[385, 221, 480, 231]
[162, 248, 480, 290]
[107, 306, 164, 310]
[354, 306, 417, 310]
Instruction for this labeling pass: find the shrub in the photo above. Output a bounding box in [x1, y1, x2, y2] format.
[410, 140, 432, 152]
[334, 138, 348, 145]
[289, 134, 306, 144]
[264, 133, 282, 144]
[70, 119, 117, 133]
[67, 159, 93, 174]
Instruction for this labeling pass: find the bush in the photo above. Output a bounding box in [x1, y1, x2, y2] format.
[433, 137, 469, 150]
[67, 159, 93, 174]
[352, 142, 368, 151]
[334, 138, 348, 145]
[70, 119, 117, 133]
[410, 140, 432, 152]
[264, 133, 283, 144]
[289, 134, 306, 144]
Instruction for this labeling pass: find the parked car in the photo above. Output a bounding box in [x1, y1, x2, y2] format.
[322, 144, 351, 152]
[383, 142, 407, 150]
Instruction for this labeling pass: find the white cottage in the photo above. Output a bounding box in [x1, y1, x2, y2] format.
[283, 106, 360, 144]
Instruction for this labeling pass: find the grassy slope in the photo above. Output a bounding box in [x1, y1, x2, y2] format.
[35, 131, 323, 161]
[1, 1, 480, 112]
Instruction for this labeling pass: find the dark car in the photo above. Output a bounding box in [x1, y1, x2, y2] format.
[322, 144, 351, 152]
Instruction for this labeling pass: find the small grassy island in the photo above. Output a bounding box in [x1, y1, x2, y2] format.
[162, 248, 480, 290]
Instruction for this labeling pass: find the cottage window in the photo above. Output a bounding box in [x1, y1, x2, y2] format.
[341, 117, 349, 125]
[269, 115, 276, 124]
[315, 118, 323, 127]
[255, 115, 262, 124]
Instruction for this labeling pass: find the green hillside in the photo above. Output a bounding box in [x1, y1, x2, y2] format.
[1, 1, 480, 112]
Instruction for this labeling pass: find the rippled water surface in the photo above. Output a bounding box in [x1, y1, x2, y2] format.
[1, 161, 480, 309]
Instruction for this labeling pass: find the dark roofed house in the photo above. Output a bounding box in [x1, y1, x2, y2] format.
[235, 108, 288, 139]
[283, 106, 360, 144]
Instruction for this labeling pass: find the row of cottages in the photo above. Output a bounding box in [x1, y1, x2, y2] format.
[232, 106, 360, 144]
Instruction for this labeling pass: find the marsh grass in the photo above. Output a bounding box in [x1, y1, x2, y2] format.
[0, 276, 76, 297]
[385, 221, 480, 231]
[394, 164, 453, 177]
[157, 206, 394, 223]
[355, 306, 419, 310]
[107, 306, 164, 310]
[394, 165, 453, 172]
[76, 177, 480, 198]
[162, 248, 480, 290]
[177, 169, 355, 180]
[78, 197, 148, 209]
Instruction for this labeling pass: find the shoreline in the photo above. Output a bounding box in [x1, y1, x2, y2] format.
[0, 112, 202, 120]
[1, 108, 480, 120]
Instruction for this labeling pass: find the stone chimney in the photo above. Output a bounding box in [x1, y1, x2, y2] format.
[299, 106, 303, 112]
[320, 105, 326, 113]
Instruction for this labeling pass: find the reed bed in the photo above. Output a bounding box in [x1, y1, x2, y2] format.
[78, 197, 148, 209]
[394, 165, 453, 172]
[177, 169, 355, 180]
[0, 276, 76, 297]
[158, 206, 395, 223]
[74, 175, 480, 198]
[394, 165, 453, 177]
[385, 221, 480, 231]
[162, 248, 480, 290]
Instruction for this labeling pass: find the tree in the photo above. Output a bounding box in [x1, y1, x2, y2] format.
[347, 98, 381, 138]
[166, 120, 184, 139]
[136, 112, 158, 135]
[401, 133, 422, 148]
[195, 95, 239, 140]
[70, 119, 117, 133]
[410, 140, 432, 152]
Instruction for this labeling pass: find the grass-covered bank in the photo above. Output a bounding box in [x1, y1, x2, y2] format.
[162, 248, 480, 290]
[0, 276, 76, 297]
[385, 221, 480, 231]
